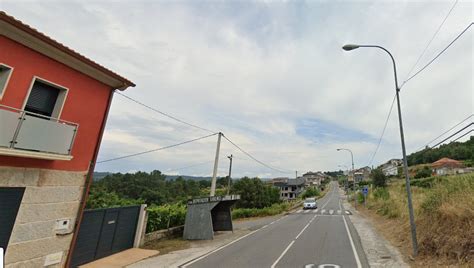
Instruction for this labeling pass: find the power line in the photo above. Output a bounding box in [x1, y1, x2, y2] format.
[402, 0, 458, 83]
[430, 122, 473, 148]
[416, 114, 473, 151]
[401, 22, 473, 87]
[368, 93, 397, 166]
[221, 134, 293, 174]
[449, 129, 473, 143]
[97, 132, 218, 163]
[115, 91, 216, 134]
[164, 160, 214, 173]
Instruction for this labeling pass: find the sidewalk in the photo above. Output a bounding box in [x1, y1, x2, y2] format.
[80, 248, 159, 268]
[340, 188, 409, 267]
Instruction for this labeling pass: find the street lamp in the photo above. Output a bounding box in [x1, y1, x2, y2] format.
[342, 43, 418, 256]
[336, 148, 356, 209]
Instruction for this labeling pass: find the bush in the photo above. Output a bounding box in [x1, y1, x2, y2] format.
[356, 192, 365, 204]
[371, 168, 387, 188]
[372, 187, 390, 200]
[301, 187, 320, 199]
[232, 202, 291, 219]
[414, 166, 432, 179]
[146, 203, 186, 233]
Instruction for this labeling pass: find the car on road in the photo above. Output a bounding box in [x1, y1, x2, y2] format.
[303, 197, 317, 209]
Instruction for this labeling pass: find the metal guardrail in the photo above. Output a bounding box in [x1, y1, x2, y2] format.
[0, 104, 79, 155]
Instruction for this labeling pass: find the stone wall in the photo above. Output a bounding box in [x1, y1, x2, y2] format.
[0, 167, 87, 268]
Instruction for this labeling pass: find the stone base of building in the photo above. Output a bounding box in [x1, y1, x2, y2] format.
[0, 166, 87, 267]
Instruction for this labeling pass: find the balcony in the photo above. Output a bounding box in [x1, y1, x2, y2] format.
[0, 104, 78, 160]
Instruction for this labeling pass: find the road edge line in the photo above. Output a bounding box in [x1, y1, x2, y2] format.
[341, 203, 362, 268]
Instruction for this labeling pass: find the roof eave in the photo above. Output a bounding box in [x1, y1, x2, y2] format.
[0, 12, 135, 90]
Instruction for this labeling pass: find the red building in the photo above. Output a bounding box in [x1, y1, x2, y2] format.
[0, 12, 134, 267]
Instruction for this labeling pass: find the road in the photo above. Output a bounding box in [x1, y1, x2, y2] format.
[181, 182, 368, 268]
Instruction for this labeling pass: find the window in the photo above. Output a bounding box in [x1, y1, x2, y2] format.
[24, 78, 67, 119]
[0, 64, 13, 100]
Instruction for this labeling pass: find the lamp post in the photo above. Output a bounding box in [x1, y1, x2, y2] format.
[337, 148, 356, 209]
[342, 43, 418, 256]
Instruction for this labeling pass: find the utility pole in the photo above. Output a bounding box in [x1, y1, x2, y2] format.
[295, 170, 298, 178]
[210, 132, 222, 197]
[227, 154, 233, 195]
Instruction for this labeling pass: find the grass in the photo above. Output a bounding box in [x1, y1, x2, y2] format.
[232, 202, 294, 219]
[143, 237, 190, 255]
[365, 173, 474, 264]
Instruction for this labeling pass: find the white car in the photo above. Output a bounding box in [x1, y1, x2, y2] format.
[303, 198, 317, 209]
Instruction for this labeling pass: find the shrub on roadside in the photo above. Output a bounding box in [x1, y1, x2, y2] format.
[301, 187, 320, 199]
[146, 203, 186, 233]
[232, 202, 291, 219]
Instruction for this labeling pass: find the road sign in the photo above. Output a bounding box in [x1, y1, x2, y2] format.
[362, 186, 368, 196]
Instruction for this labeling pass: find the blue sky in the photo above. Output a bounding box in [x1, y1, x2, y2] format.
[2, 0, 472, 177]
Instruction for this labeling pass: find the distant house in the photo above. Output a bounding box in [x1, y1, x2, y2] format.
[302, 171, 327, 186]
[271, 177, 305, 200]
[380, 159, 402, 176]
[354, 166, 371, 182]
[431, 158, 465, 176]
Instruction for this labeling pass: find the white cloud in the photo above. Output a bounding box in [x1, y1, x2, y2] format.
[2, 0, 472, 177]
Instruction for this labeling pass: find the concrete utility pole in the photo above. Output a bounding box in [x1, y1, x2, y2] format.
[295, 170, 298, 178]
[210, 132, 222, 197]
[342, 43, 418, 256]
[227, 154, 233, 195]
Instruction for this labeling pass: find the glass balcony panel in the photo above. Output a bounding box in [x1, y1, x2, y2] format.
[0, 108, 20, 147]
[15, 114, 76, 155]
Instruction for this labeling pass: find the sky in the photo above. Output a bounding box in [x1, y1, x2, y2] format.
[2, 0, 472, 178]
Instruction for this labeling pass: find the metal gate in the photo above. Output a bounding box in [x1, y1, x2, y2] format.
[0, 187, 25, 253]
[70, 205, 141, 267]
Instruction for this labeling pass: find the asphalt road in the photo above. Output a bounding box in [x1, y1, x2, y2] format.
[181, 182, 369, 268]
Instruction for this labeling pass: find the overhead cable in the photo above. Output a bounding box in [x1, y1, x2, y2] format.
[416, 114, 473, 151]
[430, 122, 473, 148]
[96, 132, 218, 163]
[115, 91, 216, 134]
[401, 22, 473, 87]
[368, 93, 397, 166]
[402, 0, 459, 83]
[222, 134, 293, 174]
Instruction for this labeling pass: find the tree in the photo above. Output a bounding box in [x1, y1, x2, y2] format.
[230, 177, 280, 208]
[371, 168, 387, 188]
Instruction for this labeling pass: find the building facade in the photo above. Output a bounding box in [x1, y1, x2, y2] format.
[380, 159, 402, 177]
[0, 12, 134, 267]
[271, 177, 305, 200]
[431, 158, 465, 176]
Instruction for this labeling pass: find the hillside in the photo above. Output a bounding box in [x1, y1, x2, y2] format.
[407, 136, 473, 166]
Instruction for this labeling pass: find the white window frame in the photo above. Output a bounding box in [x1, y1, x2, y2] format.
[22, 76, 69, 120]
[0, 63, 14, 100]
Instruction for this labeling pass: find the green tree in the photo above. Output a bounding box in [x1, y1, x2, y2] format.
[371, 168, 387, 188]
[230, 177, 280, 208]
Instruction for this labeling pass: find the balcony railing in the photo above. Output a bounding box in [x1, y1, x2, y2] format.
[0, 104, 78, 158]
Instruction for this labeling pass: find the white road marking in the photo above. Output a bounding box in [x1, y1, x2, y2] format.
[315, 209, 319, 213]
[337, 210, 341, 214]
[345, 211, 350, 215]
[321, 209, 326, 214]
[297, 209, 303, 213]
[181, 227, 261, 267]
[271, 240, 295, 268]
[342, 211, 362, 268]
[329, 210, 334, 215]
[304, 209, 311, 213]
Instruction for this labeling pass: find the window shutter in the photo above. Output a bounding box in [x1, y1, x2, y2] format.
[25, 82, 60, 117]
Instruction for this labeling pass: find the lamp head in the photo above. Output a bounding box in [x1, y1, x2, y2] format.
[342, 44, 360, 51]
